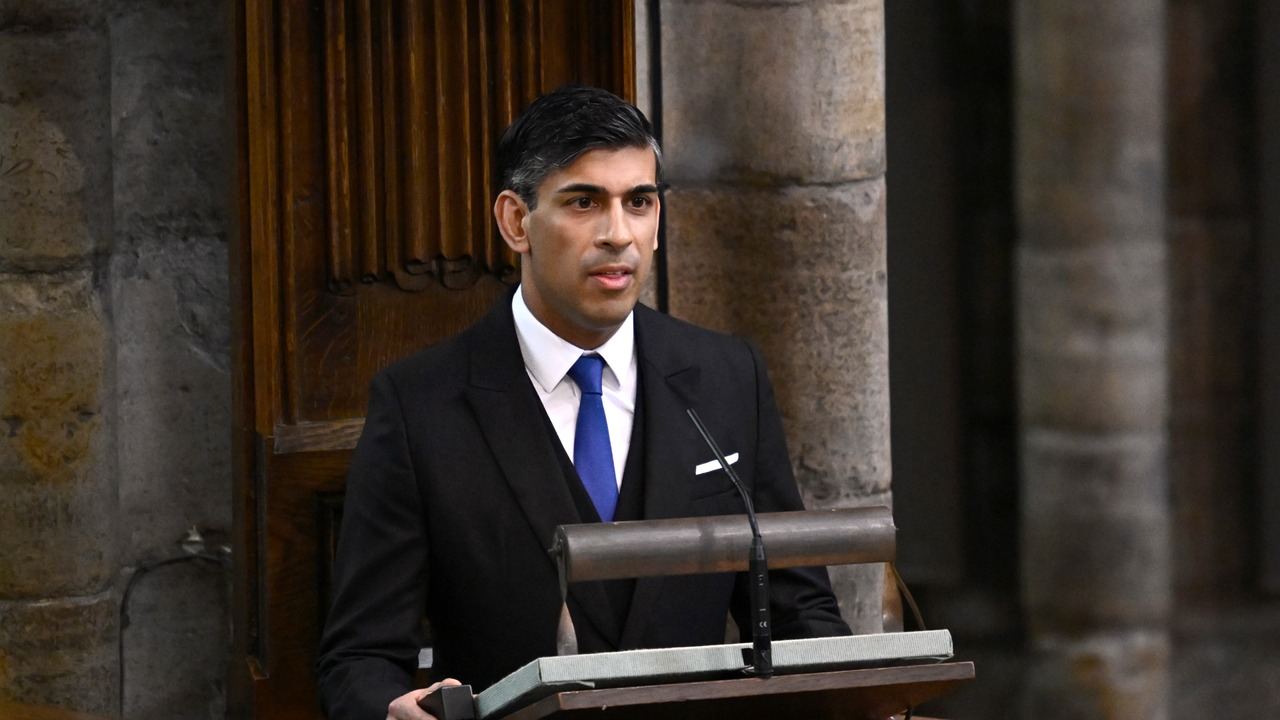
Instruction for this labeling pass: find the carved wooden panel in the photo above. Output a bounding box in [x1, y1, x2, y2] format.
[323, 0, 635, 295]
[232, 2, 635, 718]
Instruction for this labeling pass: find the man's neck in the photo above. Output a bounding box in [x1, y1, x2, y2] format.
[512, 287, 637, 400]
[519, 286, 626, 350]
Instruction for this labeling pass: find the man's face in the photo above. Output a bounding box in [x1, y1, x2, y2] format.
[506, 146, 660, 349]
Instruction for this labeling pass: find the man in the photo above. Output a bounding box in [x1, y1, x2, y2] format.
[318, 86, 850, 720]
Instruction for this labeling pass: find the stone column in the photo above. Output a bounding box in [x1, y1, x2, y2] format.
[0, 1, 120, 714]
[1015, 1, 1170, 718]
[110, 3, 234, 718]
[661, 0, 889, 632]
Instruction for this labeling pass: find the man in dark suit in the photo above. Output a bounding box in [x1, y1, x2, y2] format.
[318, 86, 850, 720]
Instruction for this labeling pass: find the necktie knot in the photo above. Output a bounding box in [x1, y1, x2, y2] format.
[567, 355, 605, 395]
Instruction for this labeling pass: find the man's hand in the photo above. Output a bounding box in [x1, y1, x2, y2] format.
[386, 678, 463, 720]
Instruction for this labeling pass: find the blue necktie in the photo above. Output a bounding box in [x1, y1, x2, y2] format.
[566, 355, 618, 522]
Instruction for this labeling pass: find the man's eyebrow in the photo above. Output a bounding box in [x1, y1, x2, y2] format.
[552, 183, 661, 195]
[554, 183, 607, 194]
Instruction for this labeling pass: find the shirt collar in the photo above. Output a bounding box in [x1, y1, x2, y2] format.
[512, 285, 635, 394]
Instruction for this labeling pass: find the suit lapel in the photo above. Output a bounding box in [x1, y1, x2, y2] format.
[462, 294, 616, 642]
[619, 306, 704, 649]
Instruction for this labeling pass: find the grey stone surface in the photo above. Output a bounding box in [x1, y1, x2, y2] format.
[110, 0, 231, 561]
[113, 232, 231, 550]
[0, 3, 121, 713]
[667, 180, 890, 504]
[1020, 429, 1171, 631]
[914, 611, 1280, 720]
[0, 6, 113, 271]
[0, 0, 233, 715]
[0, 271, 119, 599]
[662, 0, 884, 186]
[107, 2, 234, 719]
[663, 0, 889, 631]
[0, 589, 119, 715]
[1022, 631, 1170, 720]
[1015, 0, 1169, 716]
[1020, 429, 1167, 514]
[1017, 243, 1168, 432]
[109, 1, 230, 244]
[122, 559, 230, 720]
[827, 563, 885, 635]
[0, 0, 118, 613]
[1170, 605, 1280, 718]
[1021, 503, 1170, 633]
[1015, 0, 1165, 251]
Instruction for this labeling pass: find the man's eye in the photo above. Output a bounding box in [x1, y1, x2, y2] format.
[629, 196, 653, 209]
[572, 197, 594, 209]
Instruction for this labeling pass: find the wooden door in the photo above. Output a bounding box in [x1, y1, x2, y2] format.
[230, 3, 634, 717]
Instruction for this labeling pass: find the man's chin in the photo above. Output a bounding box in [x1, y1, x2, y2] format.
[585, 308, 635, 332]
[579, 297, 639, 332]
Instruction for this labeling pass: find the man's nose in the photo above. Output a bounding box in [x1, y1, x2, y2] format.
[598, 199, 635, 249]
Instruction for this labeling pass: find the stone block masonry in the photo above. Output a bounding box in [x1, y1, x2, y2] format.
[109, 3, 233, 718]
[0, 0, 121, 713]
[661, 0, 890, 633]
[1, 1, 233, 717]
[1015, 0, 1170, 718]
[0, 271, 117, 598]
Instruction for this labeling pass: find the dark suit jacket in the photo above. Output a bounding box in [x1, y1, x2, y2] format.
[317, 292, 850, 719]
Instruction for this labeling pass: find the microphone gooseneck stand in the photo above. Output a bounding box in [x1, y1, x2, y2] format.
[686, 408, 773, 679]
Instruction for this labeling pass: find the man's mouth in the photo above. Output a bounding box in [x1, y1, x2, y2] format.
[590, 268, 633, 290]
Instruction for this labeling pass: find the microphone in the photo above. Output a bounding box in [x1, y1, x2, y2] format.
[686, 408, 773, 678]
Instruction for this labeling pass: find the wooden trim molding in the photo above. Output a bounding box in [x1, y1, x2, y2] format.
[274, 419, 367, 454]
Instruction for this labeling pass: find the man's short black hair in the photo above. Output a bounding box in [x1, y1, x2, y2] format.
[496, 85, 662, 209]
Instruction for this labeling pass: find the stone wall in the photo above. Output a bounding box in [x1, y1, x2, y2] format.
[0, 1, 232, 716]
[886, 0, 1280, 718]
[660, 0, 890, 632]
[1, 1, 121, 713]
[1015, 1, 1171, 718]
[110, 2, 232, 718]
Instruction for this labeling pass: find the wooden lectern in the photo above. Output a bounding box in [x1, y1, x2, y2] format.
[497, 663, 975, 720]
[426, 508, 972, 720]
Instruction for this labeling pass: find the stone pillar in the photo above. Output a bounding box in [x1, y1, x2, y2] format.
[1015, 1, 1170, 718]
[110, 3, 234, 719]
[0, 1, 120, 714]
[661, 0, 889, 632]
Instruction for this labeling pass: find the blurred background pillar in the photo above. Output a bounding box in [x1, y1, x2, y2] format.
[0, 0, 120, 714]
[660, 0, 890, 632]
[1015, 1, 1171, 718]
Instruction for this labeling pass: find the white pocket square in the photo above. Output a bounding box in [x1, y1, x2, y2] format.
[695, 453, 739, 475]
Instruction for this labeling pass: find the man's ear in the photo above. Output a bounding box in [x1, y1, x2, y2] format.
[494, 190, 532, 254]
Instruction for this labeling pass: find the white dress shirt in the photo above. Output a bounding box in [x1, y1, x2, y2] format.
[512, 287, 636, 487]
